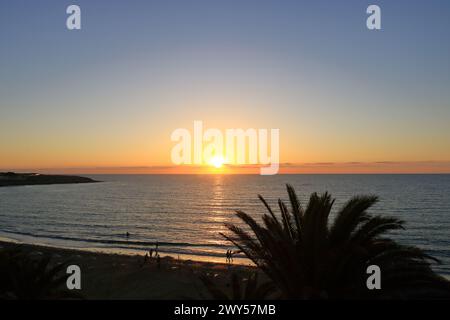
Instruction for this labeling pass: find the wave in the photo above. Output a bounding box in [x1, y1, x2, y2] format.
[0, 229, 229, 250]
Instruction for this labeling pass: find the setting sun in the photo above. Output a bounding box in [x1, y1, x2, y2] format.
[209, 156, 225, 168]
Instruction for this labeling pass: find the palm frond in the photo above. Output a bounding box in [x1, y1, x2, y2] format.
[220, 185, 450, 299]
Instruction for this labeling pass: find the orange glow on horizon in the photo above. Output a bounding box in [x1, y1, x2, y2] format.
[4, 161, 450, 175]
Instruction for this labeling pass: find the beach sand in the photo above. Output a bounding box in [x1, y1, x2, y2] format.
[0, 241, 256, 299]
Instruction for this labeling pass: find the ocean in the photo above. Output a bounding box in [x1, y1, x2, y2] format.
[0, 174, 449, 275]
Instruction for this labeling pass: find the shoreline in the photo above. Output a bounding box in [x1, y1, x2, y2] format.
[0, 239, 256, 299]
[0, 232, 252, 266]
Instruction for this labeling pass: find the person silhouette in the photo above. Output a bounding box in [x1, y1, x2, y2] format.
[226, 250, 231, 264]
[156, 254, 161, 270]
[143, 253, 149, 267]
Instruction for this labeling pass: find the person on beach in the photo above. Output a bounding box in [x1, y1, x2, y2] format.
[156, 254, 161, 269]
[141, 252, 149, 268]
[226, 250, 231, 264]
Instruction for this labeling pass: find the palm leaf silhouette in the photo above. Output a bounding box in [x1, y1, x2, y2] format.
[221, 184, 450, 299]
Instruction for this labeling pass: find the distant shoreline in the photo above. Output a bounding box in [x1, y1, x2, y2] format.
[0, 172, 99, 187]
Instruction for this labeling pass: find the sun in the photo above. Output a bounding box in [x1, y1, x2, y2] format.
[209, 156, 225, 168]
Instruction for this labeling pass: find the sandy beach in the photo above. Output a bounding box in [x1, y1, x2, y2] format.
[0, 240, 256, 300]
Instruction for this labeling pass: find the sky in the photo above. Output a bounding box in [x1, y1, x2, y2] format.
[1, 0, 450, 173]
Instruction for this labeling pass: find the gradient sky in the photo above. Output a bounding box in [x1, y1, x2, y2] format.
[1, 0, 450, 173]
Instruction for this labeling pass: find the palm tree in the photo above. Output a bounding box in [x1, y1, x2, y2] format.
[221, 184, 450, 299]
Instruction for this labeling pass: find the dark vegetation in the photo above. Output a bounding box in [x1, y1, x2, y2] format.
[0, 246, 79, 299]
[210, 184, 450, 299]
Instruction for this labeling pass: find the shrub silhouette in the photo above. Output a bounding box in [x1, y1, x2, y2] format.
[0, 246, 80, 299]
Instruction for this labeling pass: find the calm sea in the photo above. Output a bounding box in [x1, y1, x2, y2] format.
[0, 174, 449, 275]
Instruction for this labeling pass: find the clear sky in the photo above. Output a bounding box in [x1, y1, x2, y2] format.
[1, 0, 450, 173]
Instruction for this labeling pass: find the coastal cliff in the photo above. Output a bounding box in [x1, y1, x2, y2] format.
[0, 172, 98, 187]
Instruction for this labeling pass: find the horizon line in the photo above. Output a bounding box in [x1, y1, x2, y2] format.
[2, 161, 450, 175]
